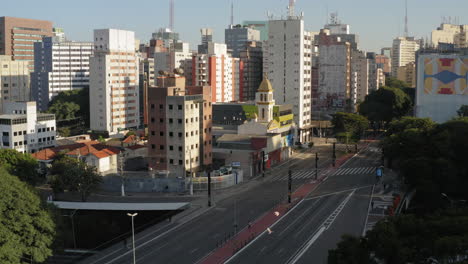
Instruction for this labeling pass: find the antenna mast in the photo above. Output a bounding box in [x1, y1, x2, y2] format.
[169, 0, 175, 31]
[231, 1, 234, 25]
[404, 0, 409, 37]
[288, 0, 296, 17]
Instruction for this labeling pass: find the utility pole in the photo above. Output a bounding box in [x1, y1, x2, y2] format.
[127, 213, 138, 264]
[233, 198, 238, 233]
[189, 149, 193, 195]
[207, 171, 212, 207]
[262, 151, 266, 177]
[332, 142, 336, 167]
[288, 168, 292, 203]
[315, 153, 319, 180]
[119, 152, 125, 197]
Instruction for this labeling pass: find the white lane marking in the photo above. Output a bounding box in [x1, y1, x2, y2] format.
[278, 199, 321, 236]
[224, 199, 306, 264]
[305, 185, 372, 200]
[287, 190, 356, 264]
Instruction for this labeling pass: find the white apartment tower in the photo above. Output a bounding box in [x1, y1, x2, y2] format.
[90, 29, 140, 135]
[0, 55, 30, 112]
[264, 14, 313, 142]
[31, 36, 94, 111]
[391, 37, 420, 77]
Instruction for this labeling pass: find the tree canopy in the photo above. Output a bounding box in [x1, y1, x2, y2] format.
[359, 86, 412, 124]
[0, 168, 55, 263]
[331, 112, 369, 142]
[49, 156, 102, 202]
[0, 149, 41, 185]
[47, 88, 89, 125]
[457, 105, 468, 117]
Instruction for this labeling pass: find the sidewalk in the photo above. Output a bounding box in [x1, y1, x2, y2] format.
[363, 169, 404, 236]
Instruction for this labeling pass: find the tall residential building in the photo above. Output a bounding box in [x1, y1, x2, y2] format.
[263, 14, 313, 143]
[0, 17, 53, 70]
[351, 50, 368, 105]
[367, 53, 385, 92]
[198, 28, 214, 54]
[324, 14, 359, 50]
[89, 29, 140, 135]
[391, 36, 420, 77]
[152, 28, 179, 49]
[31, 36, 94, 111]
[431, 23, 468, 48]
[191, 42, 240, 103]
[139, 57, 154, 126]
[316, 29, 351, 114]
[375, 54, 391, 75]
[0, 56, 30, 111]
[0, 101, 56, 153]
[397, 62, 416, 87]
[239, 41, 263, 102]
[381, 47, 392, 58]
[225, 25, 260, 57]
[147, 74, 212, 176]
[242, 21, 269, 41]
[154, 42, 192, 77]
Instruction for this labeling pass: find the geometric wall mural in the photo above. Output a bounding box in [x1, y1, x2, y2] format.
[424, 58, 468, 95]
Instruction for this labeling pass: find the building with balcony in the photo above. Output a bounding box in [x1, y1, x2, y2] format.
[0, 101, 56, 153]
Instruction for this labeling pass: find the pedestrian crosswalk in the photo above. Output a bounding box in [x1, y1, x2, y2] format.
[267, 166, 377, 182]
[330, 167, 376, 176]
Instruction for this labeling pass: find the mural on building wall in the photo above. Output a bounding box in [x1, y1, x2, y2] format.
[424, 57, 468, 95]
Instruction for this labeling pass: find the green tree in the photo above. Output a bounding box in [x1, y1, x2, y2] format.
[332, 112, 369, 141]
[328, 235, 373, 264]
[0, 168, 55, 263]
[457, 104, 468, 117]
[47, 88, 89, 125]
[385, 77, 410, 89]
[358, 87, 412, 125]
[49, 156, 102, 202]
[0, 149, 41, 185]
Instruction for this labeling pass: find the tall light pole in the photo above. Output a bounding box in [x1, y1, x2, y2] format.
[186, 148, 193, 196]
[127, 213, 138, 264]
[119, 152, 126, 197]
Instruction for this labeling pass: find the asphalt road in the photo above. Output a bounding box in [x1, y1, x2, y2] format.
[80, 146, 337, 264]
[227, 142, 381, 264]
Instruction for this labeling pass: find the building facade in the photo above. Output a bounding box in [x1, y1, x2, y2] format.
[431, 23, 468, 48]
[242, 21, 269, 41]
[0, 55, 30, 111]
[239, 41, 263, 102]
[139, 57, 154, 126]
[154, 42, 192, 77]
[89, 29, 140, 135]
[147, 75, 212, 177]
[391, 36, 420, 77]
[0, 16, 53, 70]
[263, 15, 313, 143]
[191, 42, 240, 103]
[31, 36, 93, 111]
[415, 52, 468, 123]
[0, 101, 56, 153]
[397, 62, 416, 87]
[225, 25, 260, 58]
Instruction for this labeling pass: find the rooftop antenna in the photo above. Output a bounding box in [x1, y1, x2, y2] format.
[404, 0, 409, 37]
[230, 1, 234, 25]
[288, 0, 296, 17]
[169, 0, 175, 31]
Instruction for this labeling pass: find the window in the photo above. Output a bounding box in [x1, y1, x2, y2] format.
[159, 104, 163, 109]
[169, 104, 173, 110]
[179, 160, 183, 165]
[169, 132, 174, 137]
[13, 132, 17, 136]
[178, 146, 183, 151]
[178, 105, 182, 110]
[169, 118, 173, 123]
[151, 104, 155, 109]
[186, 132, 189, 137]
[191, 104, 193, 109]
[160, 118, 164, 123]
[2, 132, 8, 136]
[14, 142, 18, 146]
[151, 144, 156, 149]
[169, 145, 174, 151]
[178, 119, 182, 124]
[190, 118, 193, 123]
[191, 131, 194, 136]
[151, 118, 155, 123]
[159, 158, 165, 163]
[178, 132, 182, 137]
[151, 131, 155, 136]
[160, 131, 164, 136]
[160, 145, 165, 150]
[169, 159, 174, 164]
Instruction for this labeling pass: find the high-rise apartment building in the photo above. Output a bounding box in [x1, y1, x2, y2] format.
[0, 17, 53, 70]
[242, 21, 269, 41]
[225, 25, 260, 57]
[152, 28, 179, 49]
[139, 57, 154, 126]
[198, 28, 214, 54]
[316, 29, 351, 114]
[397, 62, 416, 87]
[154, 42, 192, 77]
[391, 36, 420, 77]
[0, 55, 30, 111]
[89, 29, 140, 135]
[375, 54, 391, 75]
[147, 74, 212, 176]
[191, 42, 240, 103]
[431, 23, 468, 48]
[367, 53, 385, 92]
[351, 50, 368, 105]
[31, 36, 93, 111]
[263, 14, 313, 143]
[239, 41, 263, 102]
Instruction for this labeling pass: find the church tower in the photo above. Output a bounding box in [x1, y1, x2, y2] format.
[255, 75, 275, 123]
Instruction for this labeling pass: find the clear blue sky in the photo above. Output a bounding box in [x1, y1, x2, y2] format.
[3, 0, 467, 52]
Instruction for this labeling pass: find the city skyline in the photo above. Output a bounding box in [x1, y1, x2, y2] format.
[2, 0, 468, 52]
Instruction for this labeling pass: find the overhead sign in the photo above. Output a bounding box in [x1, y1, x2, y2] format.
[231, 162, 241, 167]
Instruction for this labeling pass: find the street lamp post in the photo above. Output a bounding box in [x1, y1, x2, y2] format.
[127, 213, 138, 264]
[187, 148, 193, 196]
[62, 209, 78, 249]
[288, 168, 292, 203]
[315, 153, 319, 180]
[119, 152, 126, 197]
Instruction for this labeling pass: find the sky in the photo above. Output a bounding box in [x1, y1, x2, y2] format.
[2, 0, 468, 53]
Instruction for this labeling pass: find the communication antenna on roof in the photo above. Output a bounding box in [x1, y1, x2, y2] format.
[288, 0, 296, 17]
[169, 0, 175, 31]
[230, 1, 234, 25]
[404, 0, 409, 37]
